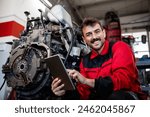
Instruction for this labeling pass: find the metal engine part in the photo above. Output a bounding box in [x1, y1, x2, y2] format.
[2, 4, 87, 99]
[2, 43, 52, 99]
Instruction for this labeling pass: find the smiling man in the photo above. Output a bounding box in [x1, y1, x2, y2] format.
[51, 17, 147, 100]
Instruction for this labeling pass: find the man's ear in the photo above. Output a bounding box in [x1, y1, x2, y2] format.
[82, 36, 88, 47]
[82, 36, 85, 42]
[102, 29, 106, 38]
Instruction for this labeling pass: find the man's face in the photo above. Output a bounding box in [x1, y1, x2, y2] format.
[82, 23, 106, 51]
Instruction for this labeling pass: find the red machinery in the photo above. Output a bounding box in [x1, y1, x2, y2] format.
[104, 11, 121, 42]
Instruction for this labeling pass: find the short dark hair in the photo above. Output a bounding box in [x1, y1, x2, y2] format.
[81, 17, 103, 34]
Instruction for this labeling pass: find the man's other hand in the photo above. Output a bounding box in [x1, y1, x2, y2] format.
[51, 77, 66, 96]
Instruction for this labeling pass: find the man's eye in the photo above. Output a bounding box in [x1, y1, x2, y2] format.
[86, 33, 91, 37]
[95, 29, 100, 33]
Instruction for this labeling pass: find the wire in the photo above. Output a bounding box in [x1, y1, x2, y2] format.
[64, 27, 75, 65]
[0, 79, 6, 91]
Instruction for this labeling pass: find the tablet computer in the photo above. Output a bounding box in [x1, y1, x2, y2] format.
[45, 54, 75, 90]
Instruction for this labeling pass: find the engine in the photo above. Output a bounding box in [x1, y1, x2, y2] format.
[2, 5, 86, 99]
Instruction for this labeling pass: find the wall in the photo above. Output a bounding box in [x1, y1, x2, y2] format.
[0, 0, 46, 42]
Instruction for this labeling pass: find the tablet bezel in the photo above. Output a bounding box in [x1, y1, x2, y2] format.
[45, 54, 75, 90]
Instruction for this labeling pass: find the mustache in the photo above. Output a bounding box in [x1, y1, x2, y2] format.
[90, 38, 100, 43]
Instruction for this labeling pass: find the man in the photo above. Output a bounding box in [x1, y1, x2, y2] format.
[51, 17, 146, 100]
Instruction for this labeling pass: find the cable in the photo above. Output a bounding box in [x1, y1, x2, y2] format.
[0, 79, 6, 91]
[64, 27, 75, 65]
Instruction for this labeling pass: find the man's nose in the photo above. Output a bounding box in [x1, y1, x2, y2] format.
[92, 33, 97, 39]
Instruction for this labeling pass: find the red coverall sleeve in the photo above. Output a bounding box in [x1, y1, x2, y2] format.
[76, 59, 92, 99]
[79, 59, 87, 77]
[111, 42, 138, 91]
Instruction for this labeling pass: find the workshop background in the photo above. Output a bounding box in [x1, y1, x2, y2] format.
[0, 0, 150, 99]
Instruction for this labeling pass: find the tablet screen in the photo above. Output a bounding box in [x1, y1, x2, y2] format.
[45, 54, 75, 90]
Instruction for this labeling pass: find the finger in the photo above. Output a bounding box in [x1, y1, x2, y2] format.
[68, 69, 76, 76]
[72, 73, 79, 82]
[51, 79, 61, 90]
[54, 90, 66, 96]
[73, 77, 79, 82]
[51, 77, 59, 86]
[72, 72, 78, 79]
[51, 78, 60, 89]
[53, 83, 65, 93]
[66, 69, 71, 72]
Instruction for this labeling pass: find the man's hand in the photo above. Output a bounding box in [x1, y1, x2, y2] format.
[67, 69, 87, 84]
[67, 69, 95, 88]
[51, 78, 66, 96]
